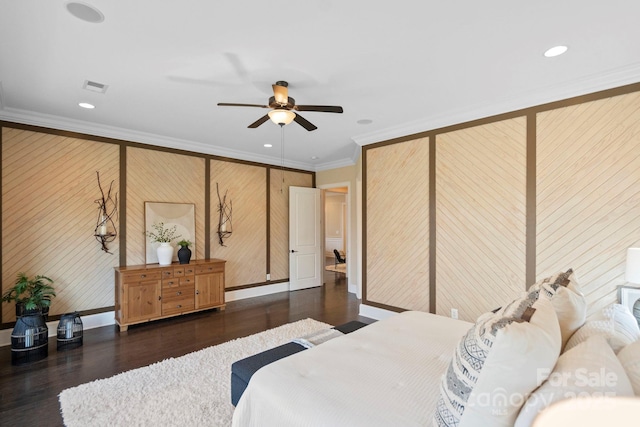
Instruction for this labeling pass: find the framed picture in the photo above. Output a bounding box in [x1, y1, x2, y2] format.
[145, 202, 195, 264]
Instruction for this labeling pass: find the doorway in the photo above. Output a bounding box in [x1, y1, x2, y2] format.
[321, 185, 349, 286]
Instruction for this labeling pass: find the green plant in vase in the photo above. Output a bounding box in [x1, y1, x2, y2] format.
[1, 273, 56, 318]
[145, 222, 181, 266]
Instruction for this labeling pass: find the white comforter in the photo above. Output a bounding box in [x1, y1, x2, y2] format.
[232, 311, 473, 427]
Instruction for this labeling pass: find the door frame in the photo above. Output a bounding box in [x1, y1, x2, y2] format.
[318, 181, 354, 294]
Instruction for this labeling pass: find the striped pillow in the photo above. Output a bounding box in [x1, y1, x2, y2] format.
[528, 268, 586, 349]
[434, 294, 561, 427]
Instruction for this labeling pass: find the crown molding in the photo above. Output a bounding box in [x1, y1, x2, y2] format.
[352, 63, 640, 146]
[0, 107, 318, 171]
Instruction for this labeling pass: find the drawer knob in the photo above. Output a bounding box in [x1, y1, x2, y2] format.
[177, 304, 182, 308]
[141, 274, 146, 278]
[177, 291, 182, 296]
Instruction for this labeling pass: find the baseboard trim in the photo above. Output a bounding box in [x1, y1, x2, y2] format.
[225, 282, 290, 302]
[358, 304, 399, 321]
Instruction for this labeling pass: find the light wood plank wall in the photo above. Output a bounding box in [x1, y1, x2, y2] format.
[366, 138, 430, 311]
[2, 128, 119, 323]
[364, 86, 640, 320]
[126, 147, 206, 266]
[269, 169, 314, 281]
[537, 92, 640, 317]
[1, 125, 314, 327]
[436, 119, 527, 322]
[210, 160, 267, 288]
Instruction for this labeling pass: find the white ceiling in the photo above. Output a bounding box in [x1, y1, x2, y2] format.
[1, 1, 640, 171]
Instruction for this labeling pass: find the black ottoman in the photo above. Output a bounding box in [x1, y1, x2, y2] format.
[231, 320, 368, 406]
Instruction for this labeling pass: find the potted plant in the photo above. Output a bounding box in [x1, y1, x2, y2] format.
[145, 222, 181, 265]
[177, 240, 192, 264]
[1, 273, 56, 319]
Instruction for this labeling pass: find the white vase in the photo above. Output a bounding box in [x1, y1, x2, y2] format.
[156, 242, 173, 266]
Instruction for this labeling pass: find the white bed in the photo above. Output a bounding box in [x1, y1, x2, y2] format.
[232, 311, 472, 427]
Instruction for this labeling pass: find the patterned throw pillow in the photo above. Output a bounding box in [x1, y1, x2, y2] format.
[528, 268, 586, 349]
[433, 294, 561, 427]
[565, 304, 640, 354]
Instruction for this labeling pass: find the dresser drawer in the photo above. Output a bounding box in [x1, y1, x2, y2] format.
[121, 271, 162, 283]
[162, 278, 181, 288]
[162, 283, 194, 298]
[183, 266, 196, 276]
[195, 263, 224, 274]
[180, 277, 195, 286]
[160, 269, 174, 279]
[162, 297, 194, 316]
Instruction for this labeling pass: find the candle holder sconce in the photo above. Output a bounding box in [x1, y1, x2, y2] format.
[94, 171, 118, 253]
[216, 183, 232, 246]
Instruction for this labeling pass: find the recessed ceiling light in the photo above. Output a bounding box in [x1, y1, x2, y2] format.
[357, 119, 373, 125]
[79, 102, 95, 109]
[66, 2, 105, 23]
[264, 144, 272, 148]
[544, 45, 568, 58]
[311, 156, 319, 160]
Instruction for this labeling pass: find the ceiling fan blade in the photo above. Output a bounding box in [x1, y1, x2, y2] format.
[293, 113, 318, 131]
[248, 114, 270, 128]
[218, 102, 269, 108]
[294, 105, 344, 113]
[272, 83, 289, 105]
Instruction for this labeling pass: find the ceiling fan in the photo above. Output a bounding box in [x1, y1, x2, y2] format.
[217, 81, 343, 131]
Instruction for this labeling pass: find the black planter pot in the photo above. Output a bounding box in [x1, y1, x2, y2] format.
[15, 302, 49, 320]
[178, 245, 192, 264]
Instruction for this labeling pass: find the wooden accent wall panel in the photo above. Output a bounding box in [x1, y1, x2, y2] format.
[436, 118, 527, 322]
[210, 160, 267, 288]
[537, 92, 640, 317]
[126, 147, 205, 266]
[269, 169, 313, 281]
[366, 138, 430, 311]
[2, 128, 119, 323]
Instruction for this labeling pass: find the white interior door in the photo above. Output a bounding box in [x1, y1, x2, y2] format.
[289, 186, 322, 291]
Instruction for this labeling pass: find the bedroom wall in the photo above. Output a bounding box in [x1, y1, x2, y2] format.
[436, 118, 527, 321]
[365, 138, 430, 312]
[210, 160, 267, 288]
[363, 83, 640, 322]
[0, 124, 313, 328]
[1, 127, 120, 324]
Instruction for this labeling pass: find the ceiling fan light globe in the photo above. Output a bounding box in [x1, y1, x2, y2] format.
[268, 109, 295, 126]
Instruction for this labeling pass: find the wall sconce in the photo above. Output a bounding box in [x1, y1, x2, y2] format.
[94, 171, 118, 253]
[216, 183, 232, 246]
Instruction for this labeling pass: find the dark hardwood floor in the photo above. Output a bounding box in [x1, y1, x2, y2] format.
[0, 270, 366, 426]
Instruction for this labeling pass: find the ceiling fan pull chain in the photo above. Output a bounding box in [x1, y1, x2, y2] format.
[280, 124, 285, 193]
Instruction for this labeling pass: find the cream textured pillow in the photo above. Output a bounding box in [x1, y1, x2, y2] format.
[565, 304, 640, 353]
[515, 334, 634, 427]
[433, 296, 561, 427]
[617, 340, 640, 395]
[528, 268, 586, 349]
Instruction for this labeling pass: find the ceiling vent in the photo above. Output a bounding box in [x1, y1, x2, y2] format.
[83, 80, 108, 94]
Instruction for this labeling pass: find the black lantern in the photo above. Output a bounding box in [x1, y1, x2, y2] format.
[11, 313, 48, 365]
[57, 312, 83, 350]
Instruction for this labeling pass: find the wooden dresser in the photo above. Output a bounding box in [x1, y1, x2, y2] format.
[114, 259, 226, 332]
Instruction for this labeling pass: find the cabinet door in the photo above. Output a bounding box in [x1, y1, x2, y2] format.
[123, 280, 162, 323]
[195, 273, 224, 309]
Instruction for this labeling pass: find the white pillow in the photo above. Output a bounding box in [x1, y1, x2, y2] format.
[433, 296, 561, 427]
[617, 340, 640, 395]
[515, 334, 634, 427]
[565, 304, 640, 353]
[528, 268, 586, 349]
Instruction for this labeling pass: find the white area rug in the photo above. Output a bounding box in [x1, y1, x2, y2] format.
[59, 318, 331, 427]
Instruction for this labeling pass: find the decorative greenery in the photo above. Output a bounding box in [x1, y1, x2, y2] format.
[178, 240, 191, 247]
[145, 222, 181, 243]
[1, 273, 57, 311]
